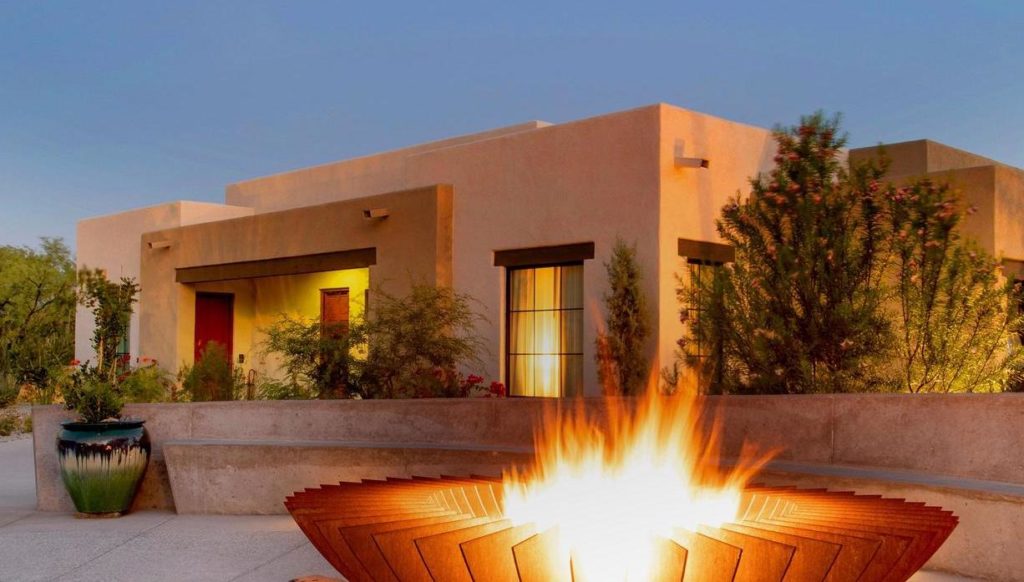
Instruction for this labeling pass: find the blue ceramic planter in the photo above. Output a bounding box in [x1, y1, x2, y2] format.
[56, 420, 150, 516]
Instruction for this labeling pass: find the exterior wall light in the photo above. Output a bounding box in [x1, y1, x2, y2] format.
[362, 208, 390, 220]
[675, 156, 710, 169]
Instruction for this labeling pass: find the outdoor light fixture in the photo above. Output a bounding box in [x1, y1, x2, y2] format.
[675, 156, 710, 169]
[674, 139, 709, 169]
[147, 240, 172, 250]
[362, 208, 390, 220]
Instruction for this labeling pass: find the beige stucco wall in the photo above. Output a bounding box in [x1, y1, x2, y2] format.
[220, 104, 780, 393]
[994, 165, 1024, 262]
[75, 201, 253, 364]
[139, 186, 451, 372]
[657, 106, 776, 383]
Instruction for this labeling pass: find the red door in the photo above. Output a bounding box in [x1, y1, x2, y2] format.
[194, 293, 234, 363]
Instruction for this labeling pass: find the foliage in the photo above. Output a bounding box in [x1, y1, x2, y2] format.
[179, 343, 239, 402]
[0, 374, 18, 408]
[358, 285, 486, 399]
[77, 269, 139, 380]
[63, 373, 124, 423]
[596, 239, 651, 395]
[259, 284, 488, 399]
[0, 238, 76, 389]
[260, 315, 359, 399]
[883, 179, 1024, 392]
[682, 112, 1024, 394]
[256, 377, 315, 400]
[119, 362, 172, 403]
[688, 112, 892, 394]
[0, 409, 18, 437]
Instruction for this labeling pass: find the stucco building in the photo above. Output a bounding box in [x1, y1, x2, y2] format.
[75, 104, 1024, 396]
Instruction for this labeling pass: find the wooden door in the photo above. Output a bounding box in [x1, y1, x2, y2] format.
[321, 288, 350, 338]
[194, 293, 234, 362]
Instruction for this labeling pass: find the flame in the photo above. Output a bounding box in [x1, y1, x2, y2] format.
[501, 388, 773, 581]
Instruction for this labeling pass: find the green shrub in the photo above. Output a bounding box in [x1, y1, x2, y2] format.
[0, 410, 18, 436]
[358, 285, 485, 399]
[22, 414, 32, 433]
[63, 376, 124, 423]
[256, 377, 314, 400]
[0, 374, 18, 408]
[596, 238, 650, 396]
[180, 343, 238, 401]
[120, 364, 172, 403]
[260, 315, 360, 399]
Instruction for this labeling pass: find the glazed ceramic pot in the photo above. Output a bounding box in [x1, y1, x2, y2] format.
[56, 419, 150, 517]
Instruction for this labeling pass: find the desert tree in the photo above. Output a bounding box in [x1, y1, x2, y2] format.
[883, 178, 1024, 392]
[685, 112, 892, 394]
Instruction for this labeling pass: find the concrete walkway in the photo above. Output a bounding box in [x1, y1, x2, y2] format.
[0, 438, 336, 582]
[0, 437, 975, 581]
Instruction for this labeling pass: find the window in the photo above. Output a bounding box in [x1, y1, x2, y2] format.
[115, 323, 130, 362]
[507, 264, 584, 397]
[683, 259, 721, 362]
[678, 237, 734, 393]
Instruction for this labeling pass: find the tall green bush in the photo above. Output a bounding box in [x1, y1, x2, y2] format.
[77, 269, 139, 379]
[684, 113, 1024, 394]
[0, 238, 76, 389]
[883, 178, 1024, 392]
[359, 285, 485, 399]
[260, 315, 359, 399]
[687, 112, 892, 394]
[180, 343, 238, 401]
[595, 239, 650, 395]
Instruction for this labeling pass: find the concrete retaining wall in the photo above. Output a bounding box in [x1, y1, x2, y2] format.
[33, 393, 1024, 513]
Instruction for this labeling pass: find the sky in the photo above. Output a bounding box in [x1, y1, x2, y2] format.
[0, 1, 1021, 250]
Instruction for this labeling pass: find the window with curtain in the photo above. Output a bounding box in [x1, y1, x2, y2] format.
[507, 264, 583, 397]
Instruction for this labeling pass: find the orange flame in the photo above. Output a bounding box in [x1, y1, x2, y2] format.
[501, 388, 773, 581]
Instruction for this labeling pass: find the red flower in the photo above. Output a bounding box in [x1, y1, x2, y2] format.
[488, 382, 507, 398]
[68, 359, 81, 367]
[466, 374, 484, 385]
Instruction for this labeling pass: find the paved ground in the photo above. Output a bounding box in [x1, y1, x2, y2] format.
[0, 437, 974, 581]
[0, 438, 336, 582]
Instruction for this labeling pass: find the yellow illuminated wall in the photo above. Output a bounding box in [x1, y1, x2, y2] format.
[191, 268, 370, 378]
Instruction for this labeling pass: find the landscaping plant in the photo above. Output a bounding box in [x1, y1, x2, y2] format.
[77, 269, 139, 380]
[595, 238, 651, 395]
[260, 284, 488, 399]
[682, 112, 1024, 394]
[179, 342, 239, 401]
[358, 285, 486, 399]
[261, 314, 360, 398]
[0, 238, 76, 393]
[685, 112, 891, 394]
[883, 178, 1024, 392]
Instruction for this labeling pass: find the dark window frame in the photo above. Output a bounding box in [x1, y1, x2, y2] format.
[504, 261, 585, 398]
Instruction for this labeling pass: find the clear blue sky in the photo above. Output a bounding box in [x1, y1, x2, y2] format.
[1, 1, 1021, 249]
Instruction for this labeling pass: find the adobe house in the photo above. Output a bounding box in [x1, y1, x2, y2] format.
[74, 104, 1024, 396]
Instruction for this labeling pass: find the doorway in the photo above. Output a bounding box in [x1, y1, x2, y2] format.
[194, 292, 234, 362]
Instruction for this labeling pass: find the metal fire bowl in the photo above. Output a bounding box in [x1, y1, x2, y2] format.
[286, 476, 958, 582]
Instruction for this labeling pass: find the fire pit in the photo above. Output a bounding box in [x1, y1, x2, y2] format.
[286, 392, 958, 581]
[286, 477, 956, 581]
